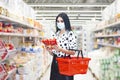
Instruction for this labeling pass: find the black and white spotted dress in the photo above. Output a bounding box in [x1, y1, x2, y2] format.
[50, 31, 77, 80]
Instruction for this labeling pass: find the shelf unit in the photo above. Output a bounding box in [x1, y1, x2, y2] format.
[94, 34, 120, 38]
[93, 20, 120, 32]
[0, 1, 51, 79]
[0, 32, 42, 38]
[93, 20, 120, 48]
[0, 15, 41, 31]
[0, 12, 44, 80]
[93, 18, 120, 80]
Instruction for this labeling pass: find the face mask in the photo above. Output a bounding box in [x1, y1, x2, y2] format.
[57, 23, 65, 30]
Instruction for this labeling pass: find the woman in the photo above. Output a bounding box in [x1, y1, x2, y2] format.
[46, 12, 77, 80]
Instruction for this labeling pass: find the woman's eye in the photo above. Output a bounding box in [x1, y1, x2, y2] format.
[57, 20, 64, 23]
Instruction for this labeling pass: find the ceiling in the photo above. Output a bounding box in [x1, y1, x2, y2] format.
[23, 0, 114, 23]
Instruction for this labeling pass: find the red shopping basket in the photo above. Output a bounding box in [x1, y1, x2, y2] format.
[56, 49, 91, 76]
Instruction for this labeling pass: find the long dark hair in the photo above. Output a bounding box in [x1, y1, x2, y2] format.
[55, 12, 72, 33]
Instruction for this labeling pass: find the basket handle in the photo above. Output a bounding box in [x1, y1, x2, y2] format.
[64, 49, 83, 58]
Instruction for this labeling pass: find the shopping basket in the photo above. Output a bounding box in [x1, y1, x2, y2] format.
[56, 49, 91, 76]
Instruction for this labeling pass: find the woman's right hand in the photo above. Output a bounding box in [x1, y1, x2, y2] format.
[45, 45, 53, 53]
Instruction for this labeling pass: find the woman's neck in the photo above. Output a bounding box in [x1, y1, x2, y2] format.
[60, 29, 65, 34]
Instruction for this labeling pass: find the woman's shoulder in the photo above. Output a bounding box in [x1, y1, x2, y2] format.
[67, 31, 77, 39]
[67, 31, 75, 36]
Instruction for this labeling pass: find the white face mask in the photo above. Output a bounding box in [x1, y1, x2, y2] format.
[57, 23, 65, 30]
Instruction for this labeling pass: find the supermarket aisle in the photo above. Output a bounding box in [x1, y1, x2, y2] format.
[74, 70, 95, 80]
[39, 65, 50, 80]
[40, 65, 95, 80]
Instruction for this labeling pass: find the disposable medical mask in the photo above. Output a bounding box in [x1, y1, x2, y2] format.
[57, 23, 65, 30]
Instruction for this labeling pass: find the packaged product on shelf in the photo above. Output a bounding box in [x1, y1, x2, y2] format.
[17, 27, 23, 34]
[26, 29, 32, 35]
[99, 48, 120, 80]
[20, 42, 42, 53]
[116, 37, 120, 45]
[39, 31, 44, 36]
[33, 29, 39, 36]
[0, 22, 3, 32]
[0, 6, 8, 16]
[0, 39, 8, 61]
[0, 64, 7, 80]
[115, 13, 120, 21]
[34, 21, 39, 28]
[4, 41, 15, 50]
[116, 0, 120, 17]
[7, 24, 14, 33]
[0, 7, 3, 15]
[1, 23, 13, 33]
[34, 20, 43, 30]
[27, 18, 34, 26]
[108, 37, 114, 45]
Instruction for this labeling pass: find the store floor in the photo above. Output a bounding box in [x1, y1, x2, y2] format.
[40, 65, 95, 80]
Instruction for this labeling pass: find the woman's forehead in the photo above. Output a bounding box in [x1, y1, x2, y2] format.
[57, 17, 63, 20]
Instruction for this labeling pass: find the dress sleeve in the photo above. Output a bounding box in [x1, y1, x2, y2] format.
[68, 31, 78, 50]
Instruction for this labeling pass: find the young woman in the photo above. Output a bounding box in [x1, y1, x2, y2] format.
[46, 12, 77, 80]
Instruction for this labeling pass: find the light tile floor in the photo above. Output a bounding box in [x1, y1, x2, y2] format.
[40, 65, 96, 80]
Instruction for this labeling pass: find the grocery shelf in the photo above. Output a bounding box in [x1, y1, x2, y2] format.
[97, 43, 120, 48]
[94, 20, 120, 32]
[94, 34, 120, 38]
[0, 32, 43, 38]
[0, 15, 41, 31]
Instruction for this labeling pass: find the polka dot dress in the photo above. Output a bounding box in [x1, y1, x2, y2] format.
[52, 31, 77, 57]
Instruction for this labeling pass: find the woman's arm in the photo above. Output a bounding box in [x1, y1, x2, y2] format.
[53, 45, 75, 55]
